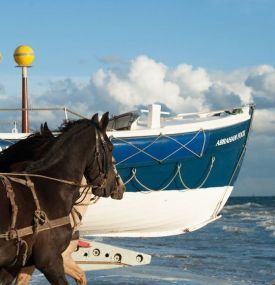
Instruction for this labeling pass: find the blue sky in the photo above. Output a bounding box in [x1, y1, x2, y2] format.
[1, 0, 274, 74]
[0, 0, 275, 196]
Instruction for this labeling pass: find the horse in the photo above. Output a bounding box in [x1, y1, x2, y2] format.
[0, 122, 90, 285]
[11, 121, 124, 285]
[0, 118, 125, 285]
[0, 116, 125, 284]
[0, 112, 125, 285]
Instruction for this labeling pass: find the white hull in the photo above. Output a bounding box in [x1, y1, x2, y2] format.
[80, 186, 233, 237]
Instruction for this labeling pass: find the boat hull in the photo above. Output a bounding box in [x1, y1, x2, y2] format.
[112, 120, 249, 192]
[79, 106, 253, 237]
[80, 186, 232, 237]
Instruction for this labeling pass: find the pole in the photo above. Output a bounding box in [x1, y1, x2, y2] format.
[22, 66, 29, 133]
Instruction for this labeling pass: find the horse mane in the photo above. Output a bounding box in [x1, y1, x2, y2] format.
[25, 118, 95, 173]
[0, 122, 56, 172]
[0, 132, 48, 171]
[58, 119, 92, 133]
[58, 113, 100, 133]
[0, 115, 102, 173]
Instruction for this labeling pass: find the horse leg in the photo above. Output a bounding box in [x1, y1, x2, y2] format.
[64, 257, 86, 285]
[15, 266, 35, 285]
[62, 240, 86, 285]
[0, 267, 21, 285]
[16, 245, 84, 285]
[36, 255, 68, 285]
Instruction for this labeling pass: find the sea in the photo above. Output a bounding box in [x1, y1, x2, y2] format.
[31, 196, 275, 285]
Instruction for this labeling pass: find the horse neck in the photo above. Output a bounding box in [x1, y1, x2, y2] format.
[44, 125, 94, 183]
[30, 126, 95, 217]
[0, 136, 54, 172]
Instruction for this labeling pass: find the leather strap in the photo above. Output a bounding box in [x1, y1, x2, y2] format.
[0, 175, 18, 229]
[13, 215, 71, 239]
[0, 175, 71, 240]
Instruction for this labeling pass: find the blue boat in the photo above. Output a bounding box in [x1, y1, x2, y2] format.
[0, 104, 254, 237]
[81, 103, 255, 237]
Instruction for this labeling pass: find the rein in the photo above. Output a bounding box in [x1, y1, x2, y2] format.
[0, 172, 90, 188]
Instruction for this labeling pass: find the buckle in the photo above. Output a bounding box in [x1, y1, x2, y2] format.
[6, 228, 18, 240]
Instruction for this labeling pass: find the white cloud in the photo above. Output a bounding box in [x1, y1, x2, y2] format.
[1, 55, 275, 139]
[252, 109, 275, 135]
[171, 64, 211, 95]
[245, 65, 275, 102]
[91, 56, 211, 113]
[93, 69, 107, 88]
[209, 70, 253, 104]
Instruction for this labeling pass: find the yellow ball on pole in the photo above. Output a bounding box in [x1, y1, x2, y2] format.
[14, 45, 35, 133]
[0, 51, 2, 62]
[14, 45, 35, 67]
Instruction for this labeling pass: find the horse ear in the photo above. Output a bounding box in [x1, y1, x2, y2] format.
[43, 122, 50, 132]
[42, 122, 54, 137]
[99, 112, 109, 132]
[91, 113, 99, 125]
[40, 123, 44, 134]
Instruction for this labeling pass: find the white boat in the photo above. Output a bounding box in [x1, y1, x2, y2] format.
[0, 103, 255, 238]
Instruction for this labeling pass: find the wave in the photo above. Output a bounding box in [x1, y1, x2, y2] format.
[235, 211, 271, 221]
[229, 210, 275, 236]
[222, 225, 253, 233]
[257, 215, 275, 237]
[223, 206, 275, 237]
[223, 202, 263, 211]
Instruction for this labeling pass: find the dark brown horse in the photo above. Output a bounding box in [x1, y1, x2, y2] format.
[0, 113, 124, 284]
[0, 118, 124, 284]
[0, 122, 90, 284]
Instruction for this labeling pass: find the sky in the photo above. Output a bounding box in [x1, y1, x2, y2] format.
[0, 0, 275, 196]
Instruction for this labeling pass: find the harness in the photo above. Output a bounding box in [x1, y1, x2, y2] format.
[0, 174, 71, 266]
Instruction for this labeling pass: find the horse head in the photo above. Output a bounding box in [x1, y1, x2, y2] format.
[84, 112, 125, 200]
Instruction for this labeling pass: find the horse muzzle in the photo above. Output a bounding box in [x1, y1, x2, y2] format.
[111, 175, 125, 200]
[92, 186, 109, 197]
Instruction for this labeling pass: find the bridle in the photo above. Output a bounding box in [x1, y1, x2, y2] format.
[85, 125, 114, 191]
[95, 127, 110, 179]
[86, 125, 124, 198]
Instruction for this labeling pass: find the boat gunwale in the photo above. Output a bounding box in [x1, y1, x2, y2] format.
[0, 104, 254, 139]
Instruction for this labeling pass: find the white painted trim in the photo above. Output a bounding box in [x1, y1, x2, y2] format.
[0, 133, 30, 140]
[108, 106, 251, 138]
